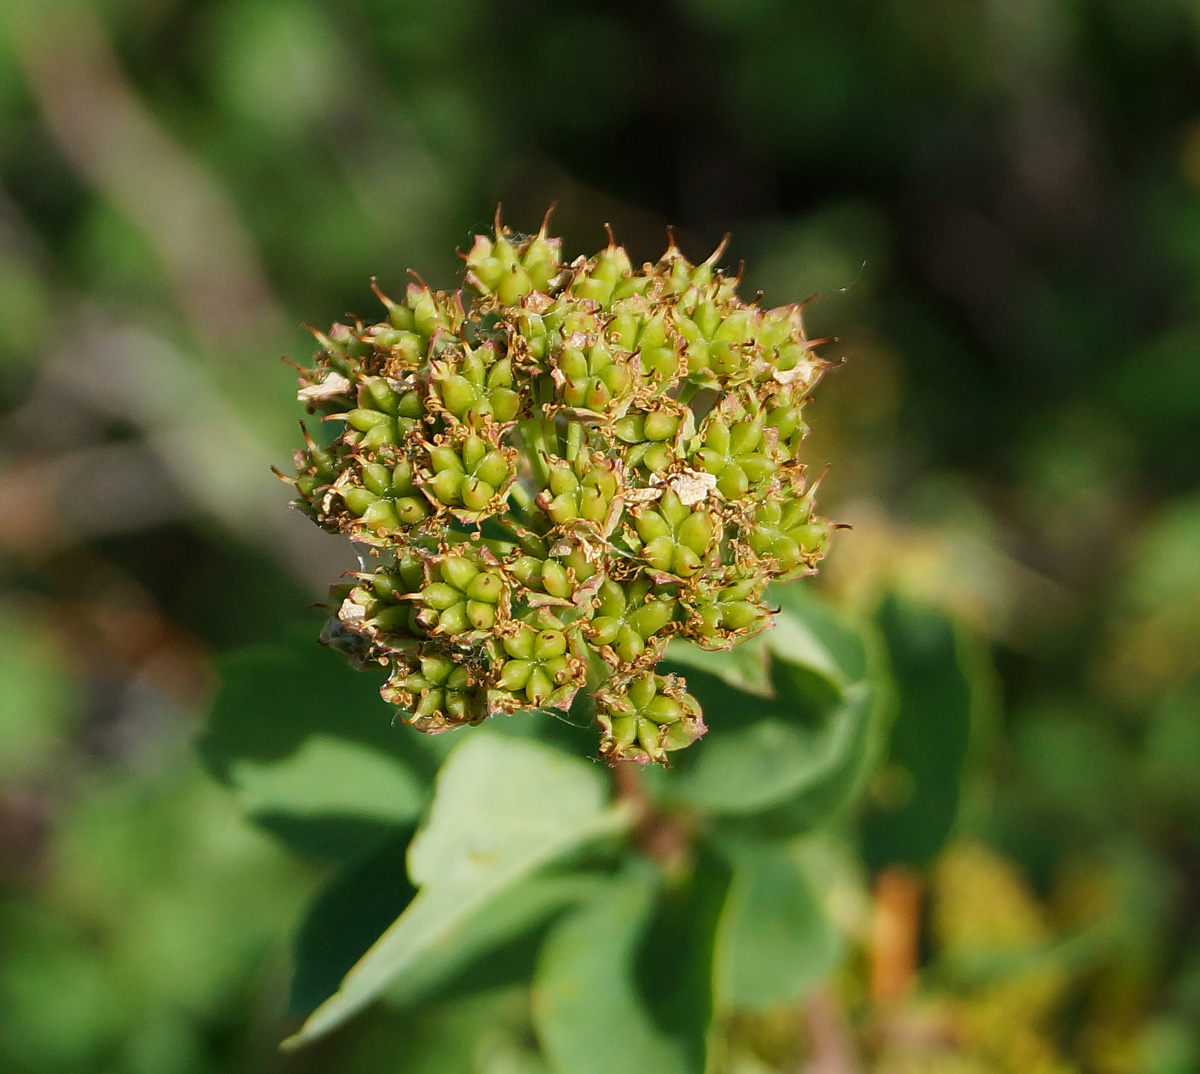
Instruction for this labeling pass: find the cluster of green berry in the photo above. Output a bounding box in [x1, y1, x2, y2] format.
[285, 213, 833, 764]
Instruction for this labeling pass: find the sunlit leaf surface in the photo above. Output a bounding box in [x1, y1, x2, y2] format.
[283, 734, 632, 1048]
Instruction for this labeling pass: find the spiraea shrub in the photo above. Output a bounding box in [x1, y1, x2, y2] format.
[283, 212, 835, 764]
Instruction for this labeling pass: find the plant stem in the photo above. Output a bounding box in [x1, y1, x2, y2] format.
[611, 762, 691, 870]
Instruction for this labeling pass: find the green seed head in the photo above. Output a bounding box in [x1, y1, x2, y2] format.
[286, 209, 837, 762]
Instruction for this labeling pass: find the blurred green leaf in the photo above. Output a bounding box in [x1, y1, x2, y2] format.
[1137, 1015, 1200, 1074]
[714, 841, 840, 1010]
[743, 200, 890, 337]
[231, 732, 424, 826]
[1142, 678, 1200, 815]
[665, 634, 773, 698]
[662, 588, 880, 831]
[665, 581, 867, 698]
[634, 846, 732, 1071]
[0, 768, 307, 1072]
[0, 603, 79, 783]
[290, 826, 416, 1017]
[861, 597, 974, 869]
[384, 871, 601, 1009]
[201, 632, 441, 860]
[283, 733, 632, 1049]
[0, 255, 52, 369]
[666, 678, 874, 825]
[0, 909, 131, 1071]
[767, 582, 869, 686]
[1123, 494, 1200, 614]
[532, 863, 694, 1074]
[201, 633, 418, 779]
[207, 0, 346, 136]
[250, 813, 409, 864]
[1013, 708, 1130, 830]
[342, 988, 548, 1074]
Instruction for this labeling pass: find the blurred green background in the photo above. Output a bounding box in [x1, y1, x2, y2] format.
[1, 0, 1199, 1071]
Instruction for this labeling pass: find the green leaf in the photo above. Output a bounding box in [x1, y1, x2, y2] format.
[231, 733, 424, 826]
[200, 631, 447, 785]
[861, 597, 975, 869]
[532, 863, 694, 1074]
[347, 989, 550, 1074]
[1142, 677, 1200, 816]
[383, 871, 603, 1009]
[664, 636, 773, 697]
[290, 827, 416, 1017]
[201, 632, 446, 859]
[714, 842, 839, 1009]
[767, 582, 868, 685]
[661, 588, 882, 832]
[250, 813, 407, 864]
[667, 679, 875, 824]
[664, 581, 865, 698]
[282, 734, 632, 1049]
[633, 845, 731, 1071]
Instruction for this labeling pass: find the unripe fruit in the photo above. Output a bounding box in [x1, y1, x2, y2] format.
[288, 210, 835, 761]
[347, 408, 392, 432]
[342, 487, 376, 517]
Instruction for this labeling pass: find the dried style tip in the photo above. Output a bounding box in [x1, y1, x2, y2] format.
[285, 210, 837, 763]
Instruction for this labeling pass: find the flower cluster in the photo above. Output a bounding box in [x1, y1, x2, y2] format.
[284, 213, 834, 763]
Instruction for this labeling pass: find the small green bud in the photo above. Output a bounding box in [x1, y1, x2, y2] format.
[461, 476, 495, 511]
[498, 264, 533, 305]
[503, 627, 536, 661]
[534, 629, 567, 660]
[643, 410, 680, 442]
[361, 462, 391, 496]
[361, 500, 400, 532]
[342, 487, 376, 517]
[645, 696, 683, 725]
[466, 572, 503, 603]
[628, 599, 674, 639]
[627, 673, 656, 711]
[541, 560, 572, 600]
[441, 556, 479, 591]
[423, 582, 460, 611]
[677, 512, 713, 556]
[429, 445, 462, 474]
[440, 374, 476, 416]
[420, 654, 456, 683]
[347, 408, 392, 432]
[589, 617, 622, 647]
[364, 377, 400, 415]
[526, 666, 554, 705]
[614, 415, 644, 443]
[614, 626, 645, 664]
[466, 600, 496, 630]
[635, 511, 672, 545]
[395, 496, 429, 524]
[429, 469, 463, 504]
[436, 603, 470, 636]
[362, 422, 401, 451]
[499, 659, 533, 691]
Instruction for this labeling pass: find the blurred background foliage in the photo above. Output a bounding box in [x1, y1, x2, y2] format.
[1, 0, 1199, 1070]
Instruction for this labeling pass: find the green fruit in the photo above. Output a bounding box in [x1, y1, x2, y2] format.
[293, 212, 835, 758]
